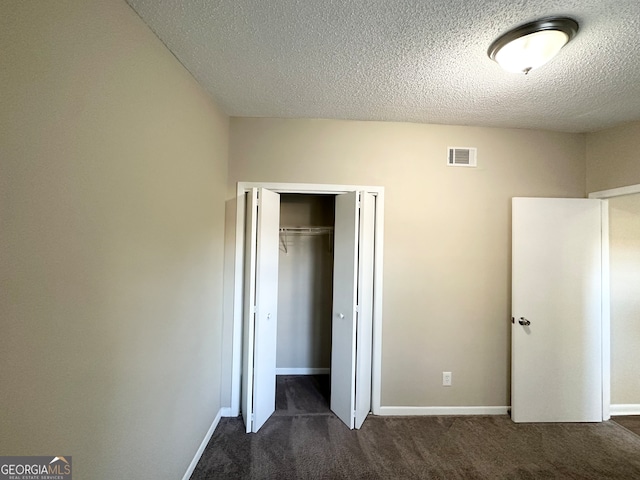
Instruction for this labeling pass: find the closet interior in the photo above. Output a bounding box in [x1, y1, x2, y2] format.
[275, 194, 335, 415]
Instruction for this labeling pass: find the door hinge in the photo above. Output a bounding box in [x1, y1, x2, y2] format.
[355, 305, 360, 313]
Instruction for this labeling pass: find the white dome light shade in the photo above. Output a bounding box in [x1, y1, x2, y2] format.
[494, 30, 569, 73]
[488, 17, 579, 74]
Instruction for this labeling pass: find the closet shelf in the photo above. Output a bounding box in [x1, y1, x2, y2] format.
[279, 227, 334, 254]
[279, 226, 334, 235]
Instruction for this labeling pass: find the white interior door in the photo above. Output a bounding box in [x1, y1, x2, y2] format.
[241, 187, 280, 433]
[512, 197, 603, 423]
[331, 191, 375, 429]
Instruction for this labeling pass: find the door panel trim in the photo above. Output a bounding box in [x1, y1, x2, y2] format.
[355, 192, 375, 429]
[241, 188, 258, 432]
[600, 201, 610, 421]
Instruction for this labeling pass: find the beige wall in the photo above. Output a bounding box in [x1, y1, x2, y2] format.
[609, 194, 640, 405]
[228, 118, 586, 407]
[586, 121, 640, 193]
[0, 1, 228, 479]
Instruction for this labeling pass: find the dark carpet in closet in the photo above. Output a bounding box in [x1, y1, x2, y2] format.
[274, 375, 330, 416]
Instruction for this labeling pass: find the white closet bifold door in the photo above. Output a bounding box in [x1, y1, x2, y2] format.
[331, 191, 375, 429]
[241, 187, 280, 433]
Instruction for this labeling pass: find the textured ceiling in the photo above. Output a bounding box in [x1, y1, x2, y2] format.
[127, 0, 640, 133]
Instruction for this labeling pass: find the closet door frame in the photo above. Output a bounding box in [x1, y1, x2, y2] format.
[228, 182, 385, 418]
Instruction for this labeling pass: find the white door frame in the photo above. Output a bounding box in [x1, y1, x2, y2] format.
[589, 182, 640, 419]
[229, 182, 385, 417]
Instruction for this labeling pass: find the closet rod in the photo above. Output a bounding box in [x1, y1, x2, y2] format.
[279, 227, 334, 254]
[279, 227, 334, 235]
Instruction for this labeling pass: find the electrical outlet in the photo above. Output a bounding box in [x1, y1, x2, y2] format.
[442, 371, 452, 386]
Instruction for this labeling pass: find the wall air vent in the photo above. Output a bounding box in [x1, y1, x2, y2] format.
[447, 147, 477, 167]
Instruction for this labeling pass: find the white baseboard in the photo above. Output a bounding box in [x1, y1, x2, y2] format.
[182, 408, 222, 480]
[377, 406, 509, 416]
[220, 407, 234, 417]
[276, 368, 330, 375]
[610, 404, 640, 416]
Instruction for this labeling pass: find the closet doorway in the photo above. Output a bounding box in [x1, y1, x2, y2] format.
[231, 183, 384, 433]
[276, 194, 335, 420]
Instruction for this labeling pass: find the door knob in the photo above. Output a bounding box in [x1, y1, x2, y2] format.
[338, 313, 345, 319]
[518, 317, 530, 326]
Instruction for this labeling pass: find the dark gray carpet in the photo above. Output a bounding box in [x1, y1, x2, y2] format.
[274, 375, 330, 416]
[191, 378, 640, 479]
[613, 415, 640, 436]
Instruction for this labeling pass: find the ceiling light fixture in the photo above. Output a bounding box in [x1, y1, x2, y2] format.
[488, 17, 579, 74]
